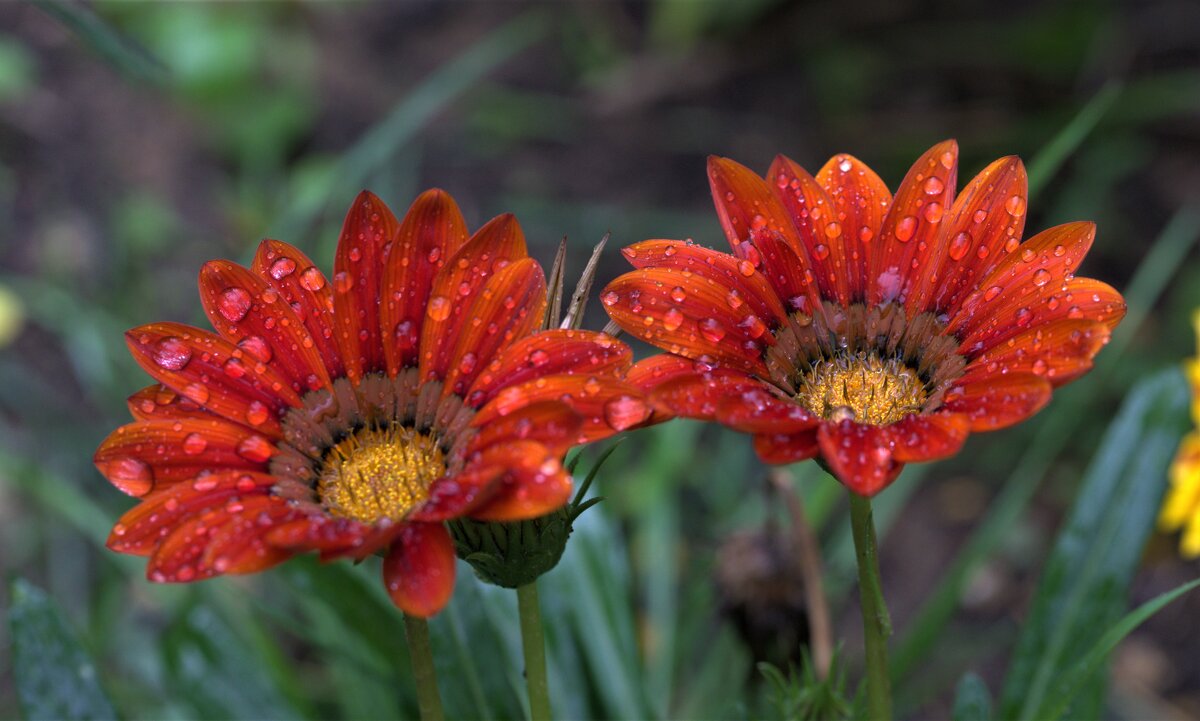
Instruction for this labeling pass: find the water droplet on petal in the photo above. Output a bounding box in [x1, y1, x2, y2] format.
[603, 395, 650, 431]
[670, 286, 687, 303]
[269, 258, 296, 280]
[182, 383, 210, 404]
[601, 291, 619, 307]
[394, 319, 417, 349]
[923, 202, 943, 224]
[1032, 268, 1052, 287]
[813, 243, 830, 260]
[299, 267, 326, 291]
[984, 285, 1003, 302]
[1005, 195, 1026, 217]
[948, 231, 971, 260]
[923, 176, 944, 195]
[427, 296, 451, 321]
[458, 352, 477, 375]
[183, 432, 207, 455]
[333, 271, 354, 293]
[895, 216, 918, 242]
[153, 336, 192, 371]
[737, 259, 756, 277]
[217, 288, 252, 322]
[239, 336, 273, 363]
[529, 349, 550, 366]
[236, 435, 274, 463]
[105, 458, 153, 495]
[824, 222, 842, 238]
[663, 307, 684, 331]
[246, 401, 269, 426]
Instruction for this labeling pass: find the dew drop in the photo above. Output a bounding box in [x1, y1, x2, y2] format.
[1005, 195, 1026, 217]
[269, 257, 296, 280]
[737, 259, 756, 277]
[333, 271, 354, 293]
[299, 267, 326, 291]
[895, 216, 918, 242]
[458, 352, 477, 375]
[923, 202, 944, 224]
[601, 291, 619, 307]
[153, 336, 193, 371]
[603, 395, 650, 431]
[923, 176, 944, 195]
[529, 349, 550, 366]
[984, 285, 1003, 302]
[1032, 268, 1052, 287]
[699, 317, 726, 342]
[239, 336, 273, 363]
[858, 226, 874, 242]
[948, 231, 971, 261]
[838, 157, 853, 172]
[1032, 359, 1048, 375]
[813, 243, 830, 260]
[182, 383, 210, 404]
[105, 458, 153, 495]
[973, 209, 988, 224]
[663, 307, 684, 331]
[217, 287, 252, 322]
[670, 286, 687, 303]
[824, 221, 842, 239]
[236, 435, 274, 463]
[394, 319, 418, 349]
[183, 432, 208, 455]
[246, 401, 269, 426]
[427, 296, 451, 321]
[427, 246, 442, 263]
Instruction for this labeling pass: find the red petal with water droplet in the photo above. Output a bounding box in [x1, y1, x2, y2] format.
[124, 322, 298, 435]
[602, 268, 772, 376]
[741, 228, 821, 318]
[107, 470, 276, 555]
[889, 413, 970, 462]
[199, 259, 331, 394]
[467, 441, 573, 522]
[813, 153, 893, 302]
[126, 384, 216, 423]
[715, 385, 819, 433]
[649, 370, 763, 421]
[868, 139, 958, 307]
[620, 239, 787, 324]
[817, 421, 902, 496]
[768, 155, 850, 306]
[146, 513, 222, 582]
[467, 329, 632, 409]
[252, 239, 345, 379]
[708, 155, 800, 252]
[442, 258, 547, 396]
[949, 221, 1097, 337]
[331, 191, 401, 382]
[378, 190, 469, 377]
[966, 319, 1111, 387]
[473, 374, 648, 442]
[95, 419, 276, 497]
[941, 371, 1052, 431]
[958, 277, 1125, 356]
[914, 157, 1027, 315]
[468, 400, 583, 456]
[408, 466, 506, 522]
[753, 429, 820, 464]
[264, 516, 370, 554]
[199, 495, 298, 575]
[383, 522, 456, 617]
[419, 213, 528, 383]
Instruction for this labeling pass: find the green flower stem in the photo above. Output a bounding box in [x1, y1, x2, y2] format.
[403, 613, 446, 721]
[517, 581, 552, 721]
[849, 492, 893, 721]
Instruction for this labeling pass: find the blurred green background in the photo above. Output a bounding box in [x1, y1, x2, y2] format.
[2, 1, 1199, 719]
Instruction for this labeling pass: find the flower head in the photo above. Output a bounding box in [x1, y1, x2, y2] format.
[604, 141, 1124, 495]
[96, 190, 648, 616]
[1160, 309, 1200, 557]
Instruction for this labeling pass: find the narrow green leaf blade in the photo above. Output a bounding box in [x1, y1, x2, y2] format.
[951, 673, 992, 721]
[8, 578, 118, 721]
[999, 368, 1190, 719]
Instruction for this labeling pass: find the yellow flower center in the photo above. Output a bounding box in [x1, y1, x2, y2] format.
[317, 426, 445, 523]
[796, 352, 927, 426]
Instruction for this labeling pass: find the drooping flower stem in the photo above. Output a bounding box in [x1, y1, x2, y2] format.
[848, 492, 893, 721]
[517, 581, 552, 721]
[403, 614, 446, 721]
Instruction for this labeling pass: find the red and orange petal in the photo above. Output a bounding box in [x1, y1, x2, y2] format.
[603, 142, 1122, 494]
[99, 188, 646, 616]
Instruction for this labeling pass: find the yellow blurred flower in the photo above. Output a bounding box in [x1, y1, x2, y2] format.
[1160, 309, 1200, 557]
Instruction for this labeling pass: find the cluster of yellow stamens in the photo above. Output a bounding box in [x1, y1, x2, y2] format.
[796, 352, 928, 426]
[317, 425, 446, 523]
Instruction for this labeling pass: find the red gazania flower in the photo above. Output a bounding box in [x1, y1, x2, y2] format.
[95, 190, 648, 616]
[604, 141, 1124, 496]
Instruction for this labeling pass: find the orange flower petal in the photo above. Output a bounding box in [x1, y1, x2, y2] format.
[868, 139, 958, 306]
[442, 257, 547, 396]
[949, 221, 1097, 336]
[383, 522, 456, 618]
[332, 191, 401, 382]
[959, 277, 1125, 356]
[379, 189, 469, 377]
[715, 385, 819, 433]
[941, 371, 1052, 431]
[649, 370, 763, 421]
[126, 384, 215, 424]
[409, 466, 505, 522]
[473, 374, 650, 442]
[418, 213, 528, 383]
[817, 421, 902, 496]
[467, 443, 573, 522]
[146, 513, 223, 582]
[966, 319, 1111, 387]
[912, 157, 1027, 315]
[708, 155, 800, 251]
[107, 470, 276, 555]
[890, 412, 970, 463]
[95, 419, 276, 496]
[768, 155, 850, 306]
[468, 400, 583, 456]
[740, 228, 821, 315]
[199, 496, 298, 575]
[602, 268, 772, 375]
[753, 429, 820, 464]
[199, 259, 331, 394]
[251, 239, 345, 379]
[125, 322, 299, 435]
[814, 153, 892, 301]
[466, 329, 632, 409]
[621, 239, 788, 324]
[264, 516, 372, 554]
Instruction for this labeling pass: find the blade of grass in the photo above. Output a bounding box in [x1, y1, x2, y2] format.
[29, 0, 168, 85]
[1026, 83, 1121, 198]
[890, 206, 1200, 683]
[272, 10, 549, 243]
